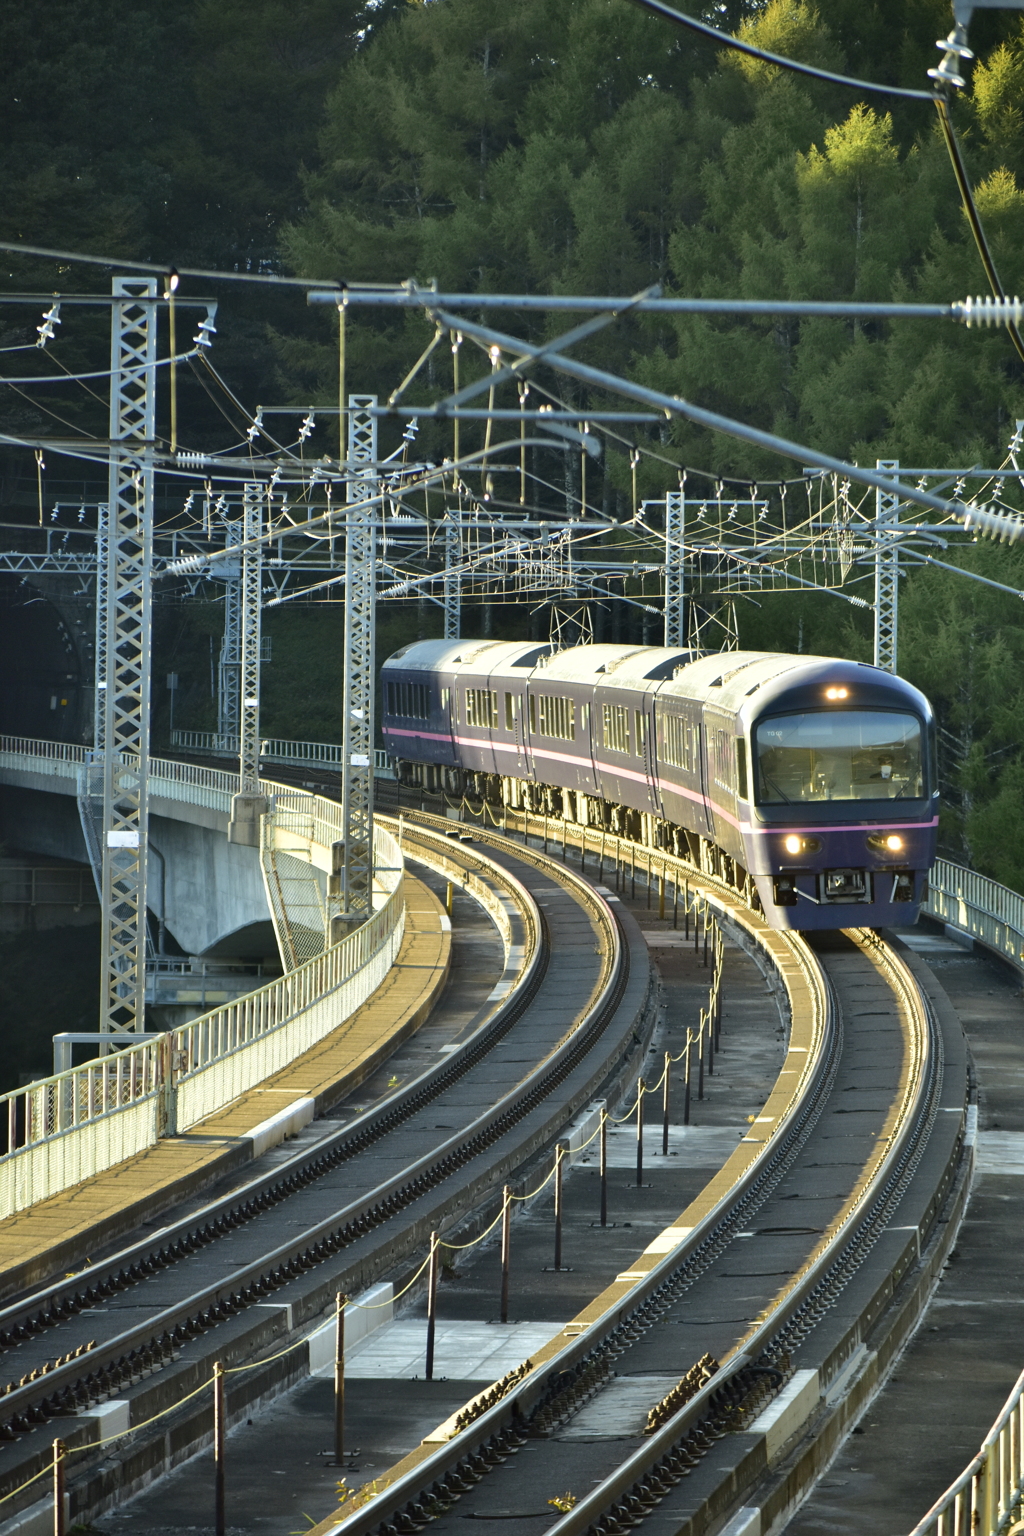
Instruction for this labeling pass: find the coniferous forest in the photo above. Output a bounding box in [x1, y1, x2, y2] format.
[3, 0, 1024, 886]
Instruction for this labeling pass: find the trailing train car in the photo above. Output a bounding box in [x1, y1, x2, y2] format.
[381, 639, 937, 932]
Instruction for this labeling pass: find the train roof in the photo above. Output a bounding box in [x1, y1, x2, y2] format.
[669, 652, 933, 720]
[383, 640, 931, 721]
[531, 644, 695, 687]
[382, 639, 551, 672]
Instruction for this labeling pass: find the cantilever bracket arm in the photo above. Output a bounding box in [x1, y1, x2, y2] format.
[430, 306, 1023, 541]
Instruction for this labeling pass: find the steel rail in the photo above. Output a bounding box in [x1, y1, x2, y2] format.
[0, 820, 629, 1457]
[0, 822, 541, 1395]
[540, 930, 941, 1536]
[312, 864, 834, 1536]
[312, 811, 939, 1536]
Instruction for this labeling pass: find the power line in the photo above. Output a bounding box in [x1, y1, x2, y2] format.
[627, 0, 935, 100]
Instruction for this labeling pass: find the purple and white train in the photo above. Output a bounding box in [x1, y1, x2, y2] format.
[381, 639, 938, 931]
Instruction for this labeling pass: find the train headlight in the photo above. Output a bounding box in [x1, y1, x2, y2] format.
[825, 686, 849, 701]
[780, 834, 822, 858]
[867, 832, 907, 856]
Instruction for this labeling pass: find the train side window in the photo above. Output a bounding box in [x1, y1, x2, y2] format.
[736, 738, 748, 799]
[385, 680, 429, 720]
[602, 703, 630, 754]
[535, 694, 575, 740]
[466, 688, 498, 728]
[712, 729, 734, 793]
[634, 712, 647, 755]
[505, 692, 515, 730]
[529, 693, 537, 733]
[441, 688, 449, 712]
[662, 712, 690, 771]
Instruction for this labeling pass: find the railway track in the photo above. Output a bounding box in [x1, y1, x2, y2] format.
[300, 812, 970, 1536]
[0, 815, 656, 1527]
[0, 790, 971, 1536]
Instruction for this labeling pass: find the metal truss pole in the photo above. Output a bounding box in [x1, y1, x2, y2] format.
[98, 277, 157, 1033]
[238, 485, 263, 793]
[227, 486, 267, 843]
[216, 519, 242, 750]
[663, 489, 685, 648]
[337, 394, 377, 929]
[93, 500, 109, 753]
[874, 459, 900, 672]
[444, 514, 461, 640]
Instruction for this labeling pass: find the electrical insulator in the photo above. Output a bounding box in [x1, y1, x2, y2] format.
[960, 503, 1024, 545]
[954, 295, 1024, 327]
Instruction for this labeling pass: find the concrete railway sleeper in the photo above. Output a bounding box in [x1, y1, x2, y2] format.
[0, 817, 659, 1526]
[302, 823, 966, 1536]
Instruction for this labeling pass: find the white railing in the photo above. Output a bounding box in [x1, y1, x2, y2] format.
[909, 1364, 1024, 1536]
[0, 735, 407, 1217]
[175, 838, 403, 1128]
[908, 860, 1024, 1536]
[170, 729, 394, 777]
[1, 1037, 168, 1219]
[0, 827, 403, 1217]
[923, 858, 1024, 973]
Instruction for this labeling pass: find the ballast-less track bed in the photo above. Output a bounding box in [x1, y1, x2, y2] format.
[0, 817, 656, 1530]
[302, 814, 969, 1536]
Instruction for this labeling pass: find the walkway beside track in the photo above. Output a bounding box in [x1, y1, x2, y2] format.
[783, 924, 1024, 1536]
[0, 875, 450, 1299]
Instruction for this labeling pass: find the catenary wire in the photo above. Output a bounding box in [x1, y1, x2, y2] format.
[628, 0, 935, 100]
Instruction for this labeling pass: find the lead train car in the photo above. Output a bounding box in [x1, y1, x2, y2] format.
[381, 639, 938, 932]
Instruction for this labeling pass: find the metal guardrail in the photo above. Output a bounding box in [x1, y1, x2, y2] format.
[0, 737, 406, 1219]
[923, 858, 1024, 973]
[909, 1363, 1024, 1536]
[170, 729, 395, 777]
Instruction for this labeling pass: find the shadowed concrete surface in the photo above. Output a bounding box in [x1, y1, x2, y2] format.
[783, 926, 1024, 1536]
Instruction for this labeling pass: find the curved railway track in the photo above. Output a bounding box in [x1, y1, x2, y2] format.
[0, 793, 970, 1536]
[0, 815, 656, 1524]
[301, 809, 969, 1536]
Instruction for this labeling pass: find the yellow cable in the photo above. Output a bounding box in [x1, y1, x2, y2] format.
[0, 1458, 54, 1505]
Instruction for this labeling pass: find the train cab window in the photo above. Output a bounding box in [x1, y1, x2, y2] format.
[602, 703, 630, 754]
[756, 711, 924, 803]
[466, 688, 498, 729]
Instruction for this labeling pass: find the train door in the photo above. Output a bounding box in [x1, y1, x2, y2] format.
[633, 704, 658, 815]
[695, 712, 715, 835]
[504, 688, 525, 774]
[703, 706, 737, 841]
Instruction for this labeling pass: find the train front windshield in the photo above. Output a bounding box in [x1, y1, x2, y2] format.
[755, 711, 924, 803]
